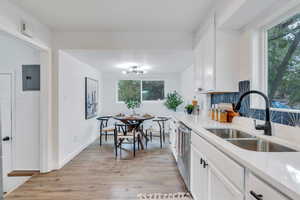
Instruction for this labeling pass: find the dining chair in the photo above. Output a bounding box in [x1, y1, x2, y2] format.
[96, 116, 115, 146]
[145, 117, 170, 148]
[114, 122, 140, 158]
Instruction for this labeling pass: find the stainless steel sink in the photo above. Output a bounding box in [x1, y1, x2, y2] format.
[205, 128, 255, 139]
[227, 138, 297, 152]
[205, 128, 297, 152]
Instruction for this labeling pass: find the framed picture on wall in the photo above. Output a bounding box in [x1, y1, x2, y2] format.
[85, 77, 98, 119]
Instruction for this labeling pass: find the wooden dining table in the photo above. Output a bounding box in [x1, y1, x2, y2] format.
[113, 115, 154, 150]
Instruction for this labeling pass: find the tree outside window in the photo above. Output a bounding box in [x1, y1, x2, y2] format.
[118, 80, 141, 102]
[117, 80, 165, 102]
[142, 81, 164, 101]
[268, 13, 300, 110]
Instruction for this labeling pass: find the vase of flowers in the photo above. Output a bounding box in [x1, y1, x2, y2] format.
[124, 99, 141, 115]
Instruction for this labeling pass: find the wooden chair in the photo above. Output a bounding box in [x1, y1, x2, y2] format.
[145, 117, 170, 148]
[114, 122, 140, 158]
[96, 116, 115, 146]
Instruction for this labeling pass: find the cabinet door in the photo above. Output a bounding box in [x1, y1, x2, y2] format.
[202, 18, 216, 91]
[191, 145, 208, 200]
[194, 41, 204, 92]
[208, 162, 243, 200]
[247, 173, 289, 200]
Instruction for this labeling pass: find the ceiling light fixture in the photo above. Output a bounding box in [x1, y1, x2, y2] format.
[122, 66, 147, 75]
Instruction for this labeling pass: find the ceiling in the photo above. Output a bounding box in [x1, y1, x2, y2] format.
[11, 0, 216, 32]
[66, 49, 193, 74]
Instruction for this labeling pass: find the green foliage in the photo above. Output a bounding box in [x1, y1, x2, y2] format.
[268, 13, 300, 109]
[124, 99, 141, 110]
[185, 104, 194, 114]
[142, 81, 164, 101]
[164, 91, 183, 111]
[118, 80, 141, 102]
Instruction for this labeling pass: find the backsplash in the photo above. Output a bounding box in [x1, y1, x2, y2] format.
[211, 80, 300, 127]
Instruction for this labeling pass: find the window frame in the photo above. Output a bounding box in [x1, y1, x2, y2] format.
[116, 79, 165, 103]
[252, 6, 300, 113]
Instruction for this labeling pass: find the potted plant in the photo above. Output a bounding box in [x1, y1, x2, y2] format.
[185, 104, 194, 115]
[164, 91, 183, 111]
[124, 98, 141, 115]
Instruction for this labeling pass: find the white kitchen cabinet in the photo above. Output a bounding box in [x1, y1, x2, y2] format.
[191, 132, 244, 200]
[246, 173, 289, 200]
[191, 145, 208, 200]
[208, 162, 243, 200]
[193, 16, 239, 93]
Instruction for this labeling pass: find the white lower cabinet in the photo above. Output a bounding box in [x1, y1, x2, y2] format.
[191, 145, 208, 200]
[191, 132, 243, 200]
[208, 163, 243, 200]
[246, 173, 289, 200]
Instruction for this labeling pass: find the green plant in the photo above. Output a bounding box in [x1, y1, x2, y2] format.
[164, 91, 183, 111]
[124, 99, 141, 110]
[185, 104, 194, 114]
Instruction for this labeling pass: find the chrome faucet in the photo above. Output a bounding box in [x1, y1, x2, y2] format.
[233, 90, 272, 136]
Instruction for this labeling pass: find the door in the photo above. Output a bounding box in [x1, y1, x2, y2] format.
[0, 74, 13, 192]
[208, 161, 243, 200]
[191, 145, 208, 200]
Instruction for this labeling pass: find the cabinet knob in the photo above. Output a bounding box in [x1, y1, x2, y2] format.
[250, 191, 263, 200]
[2, 136, 10, 141]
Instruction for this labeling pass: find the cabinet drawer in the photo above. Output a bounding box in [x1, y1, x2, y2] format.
[191, 132, 244, 192]
[247, 173, 289, 200]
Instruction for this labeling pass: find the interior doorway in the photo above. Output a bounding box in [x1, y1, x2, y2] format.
[0, 73, 13, 192]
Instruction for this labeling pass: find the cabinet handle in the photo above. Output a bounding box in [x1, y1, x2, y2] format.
[200, 158, 204, 165]
[250, 191, 263, 200]
[203, 161, 208, 168]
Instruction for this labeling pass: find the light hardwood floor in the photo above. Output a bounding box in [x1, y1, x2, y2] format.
[5, 136, 186, 200]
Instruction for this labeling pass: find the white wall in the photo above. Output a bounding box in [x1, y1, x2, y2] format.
[0, 0, 52, 49]
[101, 72, 181, 116]
[58, 51, 101, 167]
[0, 31, 40, 170]
[180, 65, 195, 105]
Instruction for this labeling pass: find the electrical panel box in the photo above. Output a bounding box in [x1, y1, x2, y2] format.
[22, 65, 40, 91]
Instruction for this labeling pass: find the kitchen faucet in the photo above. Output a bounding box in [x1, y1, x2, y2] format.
[233, 90, 272, 136]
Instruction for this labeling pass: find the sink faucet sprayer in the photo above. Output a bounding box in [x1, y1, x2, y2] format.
[233, 90, 272, 136]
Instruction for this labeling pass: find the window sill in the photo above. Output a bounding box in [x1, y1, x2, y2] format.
[251, 107, 300, 114]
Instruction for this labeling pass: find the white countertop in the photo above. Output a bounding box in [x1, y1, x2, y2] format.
[172, 112, 300, 200]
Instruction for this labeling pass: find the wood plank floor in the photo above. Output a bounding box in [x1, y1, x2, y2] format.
[5, 137, 186, 200]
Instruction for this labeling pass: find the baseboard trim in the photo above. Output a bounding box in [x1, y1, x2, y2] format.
[58, 136, 98, 169]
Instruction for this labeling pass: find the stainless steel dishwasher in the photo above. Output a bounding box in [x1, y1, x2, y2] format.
[177, 122, 191, 191]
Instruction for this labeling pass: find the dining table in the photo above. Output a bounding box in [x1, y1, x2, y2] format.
[113, 115, 154, 150]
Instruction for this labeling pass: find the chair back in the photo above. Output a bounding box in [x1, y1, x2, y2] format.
[114, 122, 139, 134]
[96, 116, 112, 129]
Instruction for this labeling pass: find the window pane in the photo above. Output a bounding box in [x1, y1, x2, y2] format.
[142, 81, 164, 101]
[268, 14, 300, 110]
[118, 80, 141, 102]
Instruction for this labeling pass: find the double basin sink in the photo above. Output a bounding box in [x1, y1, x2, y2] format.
[205, 128, 297, 152]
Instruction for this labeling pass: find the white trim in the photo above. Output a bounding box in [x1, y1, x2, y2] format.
[251, 6, 300, 111]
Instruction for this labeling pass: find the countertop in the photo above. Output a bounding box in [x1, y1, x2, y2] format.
[172, 112, 300, 200]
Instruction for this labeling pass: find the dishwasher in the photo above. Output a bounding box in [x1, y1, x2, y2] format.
[177, 122, 191, 191]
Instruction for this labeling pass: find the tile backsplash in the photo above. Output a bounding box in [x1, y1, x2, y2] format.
[211, 80, 300, 127]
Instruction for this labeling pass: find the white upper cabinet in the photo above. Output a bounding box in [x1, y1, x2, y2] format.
[194, 15, 239, 93]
